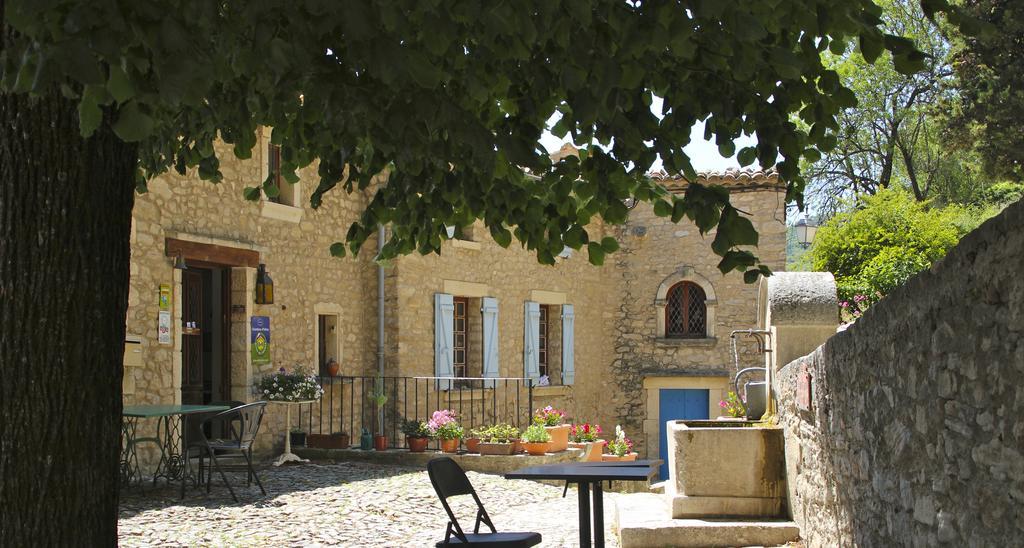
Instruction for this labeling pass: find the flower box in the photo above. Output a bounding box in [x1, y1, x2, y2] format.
[601, 452, 638, 462]
[569, 440, 606, 461]
[307, 433, 350, 449]
[478, 442, 515, 456]
[464, 437, 481, 453]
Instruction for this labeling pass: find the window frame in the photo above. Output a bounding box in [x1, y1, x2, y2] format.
[538, 304, 549, 378]
[665, 281, 707, 339]
[452, 297, 468, 378]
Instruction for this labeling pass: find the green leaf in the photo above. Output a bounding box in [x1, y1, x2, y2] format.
[859, 32, 883, 63]
[329, 242, 347, 257]
[600, 236, 619, 253]
[717, 140, 735, 158]
[586, 242, 605, 266]
[77, 96, 102, 138]
[490, 224, 513, 247]
[743, 269, 761, 284]
[111, 102, 154, 142]
[243, 187, 262, 201]
[107, 64, 135, 103]
[737, 147, 757, 167]
[653, 199, 672, 217]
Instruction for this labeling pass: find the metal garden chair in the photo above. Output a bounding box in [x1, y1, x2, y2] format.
[427, 457, 542, 547]
[195, 401, 267, 502]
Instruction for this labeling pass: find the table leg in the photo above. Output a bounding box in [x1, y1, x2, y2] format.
[273, 403, 309, 466]
[578, 481, 591, 547]
[180, 415, 189, 500]
[120, 417, 141, 488]
[593, 480, 605, 547]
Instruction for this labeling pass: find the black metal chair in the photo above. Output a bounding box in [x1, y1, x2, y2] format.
[195, 401, 268, 502]
[427, 457, 541, 547]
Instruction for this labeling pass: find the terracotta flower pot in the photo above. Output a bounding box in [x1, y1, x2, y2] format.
[440, 438, 460, 453]
[407, 436, 429, 453]
[478, 442, 515, 455]
[373, 434, 388, 451]
[601, 452, 638, 462]
[544, 425, 570, 452]
[464, 437, 481, 453]
[510, 439, 523, 454]
[326, 361, 340, 377]
[570, 440, 607, 461]
[522, 441, 550, 456]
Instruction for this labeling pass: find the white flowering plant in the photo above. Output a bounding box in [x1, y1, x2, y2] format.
[257, 366, 324, 402]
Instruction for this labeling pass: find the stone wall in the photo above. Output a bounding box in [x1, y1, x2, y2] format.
[125, 127, 380, 458]
[776, 199, 1024, 546]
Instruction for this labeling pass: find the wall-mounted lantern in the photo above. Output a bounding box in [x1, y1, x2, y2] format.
[172, 253, 188, 270]
[794, 217, 818, 249]
[255, 263, 274, 304]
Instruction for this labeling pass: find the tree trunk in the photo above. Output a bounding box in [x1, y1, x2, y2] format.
[0, 85, 138, 544]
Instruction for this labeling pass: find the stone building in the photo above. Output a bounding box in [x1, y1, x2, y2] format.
[122, 131, 786, 469]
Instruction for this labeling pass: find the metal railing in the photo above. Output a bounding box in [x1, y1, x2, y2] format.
[295, 376, 535, 450]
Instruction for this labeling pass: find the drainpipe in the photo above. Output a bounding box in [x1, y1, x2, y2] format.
[377, 224, 386, 433]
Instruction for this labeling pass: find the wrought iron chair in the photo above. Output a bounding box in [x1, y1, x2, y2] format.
[195, 401, 268, 502]
[186, 400, 245, 486]
[427, 457, 541, 547]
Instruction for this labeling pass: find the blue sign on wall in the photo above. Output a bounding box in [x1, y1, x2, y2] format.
[251, 316, 271, 365]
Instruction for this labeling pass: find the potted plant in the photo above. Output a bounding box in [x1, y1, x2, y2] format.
[717, 391, 746, 420]
[521, 424, 552, 456]
[602, 425, 638, 461]
[402, 419, 431, 453]
[325, 357, 340, 377]
[370, 385, 388, 451]
[569, 423, 606, 462]
[289, 427, 306, 448]
[478, 423, 519, 455]
[464, 427, 486, 453]
[257, 366, 324, 402]
[307, 431, 350, 449]
[428, 409, 463, 453]
[534, 406, 570, 452]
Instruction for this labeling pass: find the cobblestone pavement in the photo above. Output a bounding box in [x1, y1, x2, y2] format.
[119, 461, 622, 547]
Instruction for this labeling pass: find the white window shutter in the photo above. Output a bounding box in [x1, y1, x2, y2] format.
[561, 304, 575, 385]
[434, 293, 455, 390]
[524, 301, 541, 381]
[481, 297, 499, 388]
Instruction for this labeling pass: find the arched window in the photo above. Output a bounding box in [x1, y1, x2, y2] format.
[665, 282, 707, 338]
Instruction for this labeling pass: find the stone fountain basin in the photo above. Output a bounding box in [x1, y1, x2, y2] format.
[666, 420, 787, 519]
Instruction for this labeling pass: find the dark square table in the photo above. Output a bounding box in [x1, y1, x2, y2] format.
[505, 460, 661, 547]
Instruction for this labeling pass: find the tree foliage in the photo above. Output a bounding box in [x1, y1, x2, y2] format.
[945, 0, 1024, 182]
[802, 0, 981, 217]
[0, 0, 969, 278]
[808, 188, 984, 301]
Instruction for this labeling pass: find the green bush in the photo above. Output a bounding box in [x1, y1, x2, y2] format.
[810, 189, 982, 309]
[977, 182, 1024, 207]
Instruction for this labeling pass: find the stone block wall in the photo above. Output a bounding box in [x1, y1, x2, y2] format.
[776, 199, 1024, 546]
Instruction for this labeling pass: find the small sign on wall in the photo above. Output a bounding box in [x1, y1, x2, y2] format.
[797, 363, 812, 412]
[158, 311, 172, 345]
[158, 283, 171, 310]
[251, 316, 271, 365]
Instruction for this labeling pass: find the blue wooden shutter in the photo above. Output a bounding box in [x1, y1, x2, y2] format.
[481, 297, 499, 388]
[561, 304, 575, 385]
[434, 293, 454, 390]
[524, 301, 541, 381]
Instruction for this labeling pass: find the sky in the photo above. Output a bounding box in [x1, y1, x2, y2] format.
[538, 95, 758, 173]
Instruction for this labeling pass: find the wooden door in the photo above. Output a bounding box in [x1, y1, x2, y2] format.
[181, 270, 204, 405]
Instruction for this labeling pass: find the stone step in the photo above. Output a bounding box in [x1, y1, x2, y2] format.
[613, 493, 801, 548]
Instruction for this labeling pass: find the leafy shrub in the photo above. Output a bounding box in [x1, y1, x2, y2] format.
[977, 182, 1024, 207]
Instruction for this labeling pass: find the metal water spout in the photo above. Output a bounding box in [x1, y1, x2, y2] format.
[730, 330, 772, 420]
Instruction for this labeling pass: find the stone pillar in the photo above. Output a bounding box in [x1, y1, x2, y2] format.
[758, 272, 838, 417]
[230, 266, 256, 402]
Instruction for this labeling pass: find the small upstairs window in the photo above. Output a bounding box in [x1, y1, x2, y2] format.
[267, 142, 299, 208]
[665, 282, 706, 338]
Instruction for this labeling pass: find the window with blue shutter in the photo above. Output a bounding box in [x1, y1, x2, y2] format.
[481, 297, 499, 388]
[561, 304, 575, 385]
[523, 301, 541, 381]
[434, 293, 455, 390]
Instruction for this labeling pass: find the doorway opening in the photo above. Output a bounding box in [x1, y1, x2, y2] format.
[181, 266, 233, 406]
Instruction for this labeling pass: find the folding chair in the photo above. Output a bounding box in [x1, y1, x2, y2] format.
[427, 457, 541, 547]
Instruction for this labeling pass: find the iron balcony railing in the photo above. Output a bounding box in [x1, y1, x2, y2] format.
[295, 376, 535, 450]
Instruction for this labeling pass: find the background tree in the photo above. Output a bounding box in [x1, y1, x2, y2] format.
[944, 0, 1024, 182]
[803, 0, 989, 216]
[0, 1, 971, 544]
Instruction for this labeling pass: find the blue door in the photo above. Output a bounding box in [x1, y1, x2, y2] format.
[658, 389, 710, 480]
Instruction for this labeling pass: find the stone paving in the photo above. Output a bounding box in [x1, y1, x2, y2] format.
[119, 461, 622, 547]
